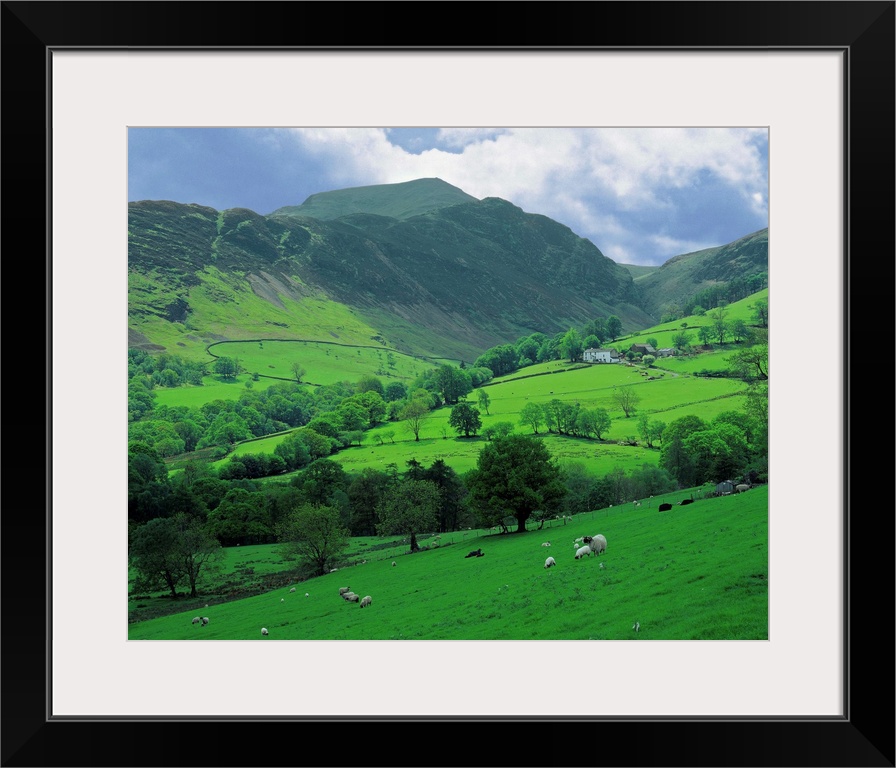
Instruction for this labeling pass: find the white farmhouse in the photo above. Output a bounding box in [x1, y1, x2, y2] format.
[583, 347, 615, 363]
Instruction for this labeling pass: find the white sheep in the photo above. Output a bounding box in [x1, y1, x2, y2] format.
[191, 616, 201, 625]
[544, 556, 556, 568]
[339, 587, 351, 596]
[280, 598, 285, 602]
[344, 593, 360, 603]
[541, 542, 551, 547]
[305, 593, 309, 597]
[261, 627, 269, 636]
[201, 617, 209, 626]
[589, 534, 608, 555]
[289, 587, 296, 593]
[392, 561, 396, 567]
[360, 595, 372, 608]
[575, 545, 592, 560]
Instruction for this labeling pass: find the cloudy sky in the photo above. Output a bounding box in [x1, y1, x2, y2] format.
[128, 127, 768, 267]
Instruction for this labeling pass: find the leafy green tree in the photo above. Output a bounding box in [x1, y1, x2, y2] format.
[128, 442, 173, 522]
[129, 517, 183, 598]
[376, 479, 441, 552]
[751, 298, 769, 328]
[449, 402, 482, 438]
[465, 434, 566, 533]
[729, 319, 749, 343]
[276, 503, 350, 577]
[578, 407, 612, 439]
[637, 414, 666, 448]
[708, 302, 730, 344]
[300, 458, 350, 507]
[356, 374, 385, 397]
[347, 468, 396, 536]
[384, 381, 408, 402]
[289, 362, 306, 383]
[436, 365, 473, 405]
[612, 385, 641, 418]
[606, 315, 622, 340]
[400, 398, 431, 442]
[672, 330, 692, 352]
[727, 342, 769, 381]
[423, 459, 468, 532]
[172, 513, 222, 597]
[213, 356, 238, 380]
[698, 325, 714, 346]
[560, 327, 584, 362]
[476, 388, 491, 415]
[641, 354, 656, 368]
[482, 421, 514, 441]
[518, 402, 545, 434]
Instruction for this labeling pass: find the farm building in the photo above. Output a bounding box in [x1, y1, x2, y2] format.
[656, 348, 677, 357]
[583, 347, 616, 363]
[630, 343, 656, 356]
[715, 481, 735, 495]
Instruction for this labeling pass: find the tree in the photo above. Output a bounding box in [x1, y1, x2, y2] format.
[606, 315, 622, 340]
[129, 513, 221, 598]
[708, 302, 730, 345]
[276, 503, 350, 577]
[436, 364, 473, 405]
[637, 414, 666, 448]
[518, 402, 544, 434]
[465, 434, 566, 533]
[376, 479, 441, 552]
[449, 402, 482, 437]
[698, 325, 714, 346]
[672, 330, 692, 352]
[476, 388, 491, 415]
[612, 385, 641, 418]
[578, 407, 611, 439]
[173, 513, 222, 597]
[560, 327, 584, 362]
[290, 362, 306, 383]
[129, 517, 183, 598]
[400, 398, 431, 442]
[727, 342, 769, 381]
[213, 356, 238, 380]
[751, 298, 769, 328]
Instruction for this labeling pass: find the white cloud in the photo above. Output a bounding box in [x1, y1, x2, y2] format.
[280, 127, 768, 266]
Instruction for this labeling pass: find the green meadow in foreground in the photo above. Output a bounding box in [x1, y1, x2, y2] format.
[128, 485, 768, 641]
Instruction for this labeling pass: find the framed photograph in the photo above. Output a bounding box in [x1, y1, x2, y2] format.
[7, 1, 893, 765]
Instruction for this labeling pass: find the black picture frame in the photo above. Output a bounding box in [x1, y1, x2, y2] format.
[4, 2, 893, 766]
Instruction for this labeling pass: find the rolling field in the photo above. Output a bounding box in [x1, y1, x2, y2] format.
[208, 359, 747, 478]
[128, 485, 768, 640]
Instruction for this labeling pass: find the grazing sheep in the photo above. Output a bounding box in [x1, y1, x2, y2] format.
[201, 617, 209, 626]
[360, 595, 372, 608]
[589, 534, 607, 555]
[541, 542, 551, 547]
[344, 593, 360, 603]
[191, 617, 201, 625]
[339, 587, 351, 596]
[575, 545, 593, 560]
[544, 556, 556, 568]
[305, 593, 309, 597]
[289, 587, 296, 593]
[261, 628, 269, 636]
[392, 561, 396, 567]
[735, 484, 751, 493]
[280, 598, 285, 602]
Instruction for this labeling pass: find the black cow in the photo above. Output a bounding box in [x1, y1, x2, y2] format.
[658, 503, 673, 512]
[679, 498, 694, 506]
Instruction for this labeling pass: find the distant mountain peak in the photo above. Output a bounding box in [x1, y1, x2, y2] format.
[269, 177, 479, 221]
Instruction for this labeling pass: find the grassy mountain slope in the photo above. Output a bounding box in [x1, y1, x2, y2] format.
[633, 228, 769, 318]
[129, 182, 655, 362]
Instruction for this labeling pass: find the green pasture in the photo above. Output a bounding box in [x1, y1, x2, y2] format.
[621, 289, 768, 350]
[651, 349, 739, 376]
[128, 485, 768, 640]
[152, 375, 291, 409]
[208, 339, 441, 386]
[208, 359, 747, 476]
